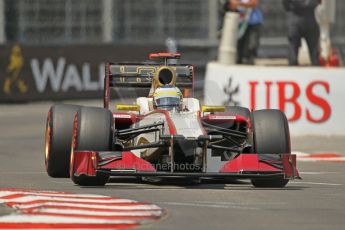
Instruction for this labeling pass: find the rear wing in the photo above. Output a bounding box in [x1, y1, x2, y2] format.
[107, 64, 194, 88]
[104, 53, 195, 108]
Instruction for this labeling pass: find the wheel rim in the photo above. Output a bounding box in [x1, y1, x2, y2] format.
[69, 136, 75, 178]
[70, 114, 78, 178]
[44, 112, 51, 170]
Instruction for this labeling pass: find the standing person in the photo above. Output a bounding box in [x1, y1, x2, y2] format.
[283, 0, 321, 66]
[224, 0, 263, 64]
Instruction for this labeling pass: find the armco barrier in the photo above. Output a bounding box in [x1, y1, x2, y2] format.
[0, 45, 165, 102]
[204, 62, 345, 135]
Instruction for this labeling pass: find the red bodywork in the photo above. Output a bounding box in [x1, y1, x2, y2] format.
[149, 53, 181, 60]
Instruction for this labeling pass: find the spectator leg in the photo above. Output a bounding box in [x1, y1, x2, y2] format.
[287, 20, 301, 66]
[247, 24, 261, 65]
[305, 21, 320, 66]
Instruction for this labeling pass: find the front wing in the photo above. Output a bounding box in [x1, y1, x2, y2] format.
[71, 151, 301, 180]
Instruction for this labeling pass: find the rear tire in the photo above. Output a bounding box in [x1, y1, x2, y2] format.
[250, 109, 290, 188]
[45, 104, 81, 178]
[71, 107, 113, 186]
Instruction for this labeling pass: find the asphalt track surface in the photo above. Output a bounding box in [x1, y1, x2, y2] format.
[1, 100, 345, 230]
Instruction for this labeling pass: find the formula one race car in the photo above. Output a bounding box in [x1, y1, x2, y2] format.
[45, 52, 300, 187]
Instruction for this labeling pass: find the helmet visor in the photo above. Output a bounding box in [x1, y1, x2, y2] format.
[155, 97, 180, 108]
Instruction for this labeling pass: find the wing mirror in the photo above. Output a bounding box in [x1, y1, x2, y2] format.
[116, 104, 140, 112]
[201, 106, 225, 113]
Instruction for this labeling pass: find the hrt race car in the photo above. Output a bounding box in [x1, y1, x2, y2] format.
[45, 53, 300, 187]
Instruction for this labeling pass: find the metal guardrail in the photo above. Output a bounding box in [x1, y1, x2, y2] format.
[1, 0, 345, 46]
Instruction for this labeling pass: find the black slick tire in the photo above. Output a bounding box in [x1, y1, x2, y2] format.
[71, 107, 113, 186]
[250, 109, 290, 188]
[45, 104, 81, 178]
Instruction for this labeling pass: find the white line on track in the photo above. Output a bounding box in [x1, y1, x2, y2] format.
[49, 180, 75, 184]
[0, 171, 46, 174]
[299, 171, 338, 175]
[298, 157, 345, 162]
[159, 201, 259, 210]
[289, 181, 343, 186]
[197, 201, 287, 206]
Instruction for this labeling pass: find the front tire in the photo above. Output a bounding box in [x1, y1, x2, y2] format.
[45, 104, 81, 178]
[70, 107, 113, 186]
[250, 109, 290, 188]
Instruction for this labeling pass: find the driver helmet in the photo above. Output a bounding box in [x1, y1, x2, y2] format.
[153, 85, 183, 110]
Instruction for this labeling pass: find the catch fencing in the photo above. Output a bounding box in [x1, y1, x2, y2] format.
[2, 0, 344, 46]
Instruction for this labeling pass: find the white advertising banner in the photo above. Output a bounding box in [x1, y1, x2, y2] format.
[204, 62, 345, 135]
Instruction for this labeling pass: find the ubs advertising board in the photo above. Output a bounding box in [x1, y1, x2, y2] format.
[0, 45, 164, 102]
[204, 62, 345, 135]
